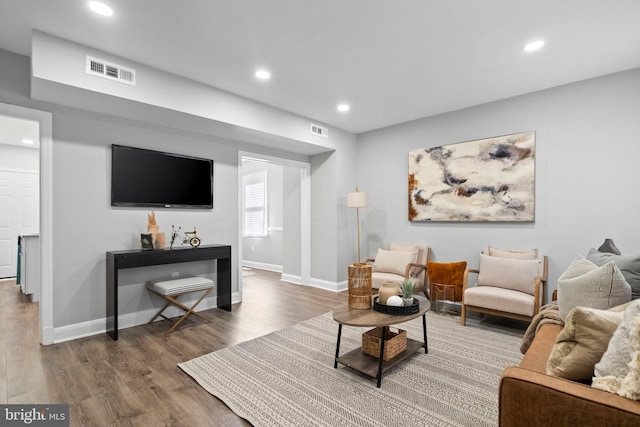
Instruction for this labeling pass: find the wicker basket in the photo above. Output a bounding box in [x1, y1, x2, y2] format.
[362, 327, 407, 361]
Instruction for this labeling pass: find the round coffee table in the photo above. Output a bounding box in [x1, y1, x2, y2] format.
[333, 299, 430, 387]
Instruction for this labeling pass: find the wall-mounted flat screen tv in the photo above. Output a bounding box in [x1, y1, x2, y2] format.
[111, 144, 213, 209]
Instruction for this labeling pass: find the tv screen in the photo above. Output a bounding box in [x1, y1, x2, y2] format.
[111, 145, 213, 209]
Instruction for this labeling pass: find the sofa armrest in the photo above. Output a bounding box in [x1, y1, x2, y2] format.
[500, 366, 640, 427]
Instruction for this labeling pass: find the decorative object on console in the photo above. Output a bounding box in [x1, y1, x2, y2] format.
[146, 210, 166, 249]
[347, 187, 371, 309]
[408, 131, 535, 222]
[170, 225, 202, 249]
[140, 233, 154, 250]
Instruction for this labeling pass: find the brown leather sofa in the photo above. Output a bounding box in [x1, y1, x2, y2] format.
[499, 322, 640, 426]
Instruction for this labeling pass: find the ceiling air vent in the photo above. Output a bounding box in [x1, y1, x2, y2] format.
[310, 123, 328, 138]
[86, 56, 136, 86]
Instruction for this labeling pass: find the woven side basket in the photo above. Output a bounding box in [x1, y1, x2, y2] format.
[362, 327, 407, 361]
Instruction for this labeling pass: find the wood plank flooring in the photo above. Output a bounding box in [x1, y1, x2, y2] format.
[0, 271, 347, 426]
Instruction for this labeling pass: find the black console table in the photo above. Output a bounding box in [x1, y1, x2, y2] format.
[106, 244, 232, 340]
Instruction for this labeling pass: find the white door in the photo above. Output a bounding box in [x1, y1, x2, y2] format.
[0, 170, 39, 278]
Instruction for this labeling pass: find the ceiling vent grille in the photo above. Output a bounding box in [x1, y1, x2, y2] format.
[86, 56, 136, 86]
[310, 123, 328, 138]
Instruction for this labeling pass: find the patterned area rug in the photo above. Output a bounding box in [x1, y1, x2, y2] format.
[179, 311, 524, 427]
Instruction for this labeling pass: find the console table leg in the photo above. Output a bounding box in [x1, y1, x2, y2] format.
[334, 324, 342, 368]
[376, 326, 387, 388]
[422, 314, 428, 354]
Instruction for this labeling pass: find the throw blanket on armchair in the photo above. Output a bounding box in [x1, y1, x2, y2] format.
[520, 302, 563, 354]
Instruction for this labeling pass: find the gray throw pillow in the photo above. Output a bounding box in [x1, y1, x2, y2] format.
[587, 248, 640, 299]
[557, 256, 631, 321]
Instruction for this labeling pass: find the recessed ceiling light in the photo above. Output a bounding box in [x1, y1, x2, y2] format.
[255, 69, 271, 80]
[337, 104, 350, 112]
[89, 1, 113, 17]
[22, 139, 34, 145]
[523, 40, 545, 52]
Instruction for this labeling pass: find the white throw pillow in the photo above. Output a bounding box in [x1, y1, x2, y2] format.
[373, 249, 418, 276]
[592, 300, 640, 400]
[557, 256, 631, 321]
[476, 254, 543, 295]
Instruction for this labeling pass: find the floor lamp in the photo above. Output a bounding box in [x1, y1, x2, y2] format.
[347, 187, 368, 264]
[347, 187, 371, 309]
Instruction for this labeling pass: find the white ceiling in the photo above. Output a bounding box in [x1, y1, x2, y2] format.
[1, 1, 640, 134]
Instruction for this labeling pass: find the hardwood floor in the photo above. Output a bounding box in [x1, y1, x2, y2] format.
[0, 271, 347, 426]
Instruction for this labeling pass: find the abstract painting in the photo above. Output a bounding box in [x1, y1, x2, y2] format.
[408, 131, 535, 222]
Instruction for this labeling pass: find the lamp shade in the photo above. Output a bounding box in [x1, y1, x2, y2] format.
[348, 191, 368, 208]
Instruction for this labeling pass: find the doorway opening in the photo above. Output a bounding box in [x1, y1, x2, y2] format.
[0, 102, 53, 345]
[238, 152, 310, 300]
[0, 115, 39, 284]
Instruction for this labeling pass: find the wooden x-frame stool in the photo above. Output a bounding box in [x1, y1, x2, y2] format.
[147, 276, 215, 335]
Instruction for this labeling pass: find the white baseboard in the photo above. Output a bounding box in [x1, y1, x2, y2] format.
[52, 292, 242, 343]
[242, 260, 283, 273]
[280, 273, 301, 285]
[308, 277, 348, 292]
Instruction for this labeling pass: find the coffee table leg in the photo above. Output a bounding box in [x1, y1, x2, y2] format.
[422, 314, 428, 354]
[334, 324, 342, 368]
[376, 326, 387, 387]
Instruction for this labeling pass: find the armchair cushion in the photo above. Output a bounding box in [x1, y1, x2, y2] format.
[476, 254, 543, 295]
[463, 286, 536, 317]
[557, 256, 631, 321]
[488, 246, 538, 260]
[372, 248, 417, 276]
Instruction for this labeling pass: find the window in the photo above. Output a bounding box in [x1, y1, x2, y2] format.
[242, 171, 268, 237]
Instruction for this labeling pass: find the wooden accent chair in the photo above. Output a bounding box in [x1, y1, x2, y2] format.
[461, 248, 547, 326]
[147, 276, 215, 334]
[365, 243, 432, 298]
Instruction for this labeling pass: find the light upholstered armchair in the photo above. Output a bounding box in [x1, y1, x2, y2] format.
[365, 243, 432, 298]
[461, 247, 547, 326]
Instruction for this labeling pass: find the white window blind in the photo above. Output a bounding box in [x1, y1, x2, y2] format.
[243, 171, 268, 236]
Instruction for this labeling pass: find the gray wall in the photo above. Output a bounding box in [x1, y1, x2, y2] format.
[357, 67, 640, 300]
[282, 165, 302, 277]
[0, 47, 358, 337]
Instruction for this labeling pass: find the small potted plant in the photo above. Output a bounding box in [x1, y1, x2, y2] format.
[400, 280, 415, 306]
